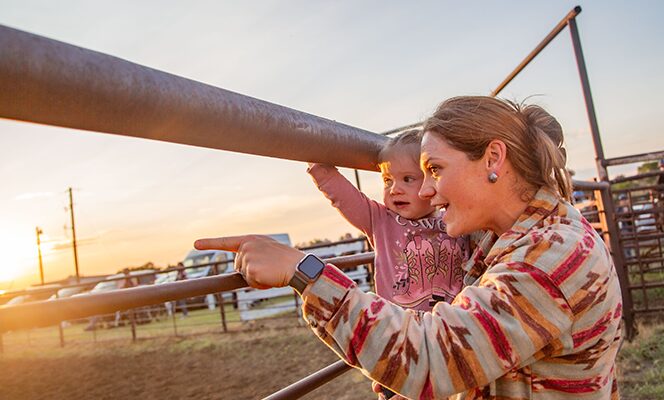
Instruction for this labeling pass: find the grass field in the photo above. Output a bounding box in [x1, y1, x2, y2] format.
[617, 321, 664, 399]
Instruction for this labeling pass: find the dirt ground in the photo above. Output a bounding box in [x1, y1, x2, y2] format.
[2, 318, 662, 399]
[0, 323, 374, 400]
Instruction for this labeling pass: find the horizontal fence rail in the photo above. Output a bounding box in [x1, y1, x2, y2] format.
[0, 25, 386, 171]
[604, 150, 664, 167]
[0, 252, 375, 333]
[0, 273, 247, 332]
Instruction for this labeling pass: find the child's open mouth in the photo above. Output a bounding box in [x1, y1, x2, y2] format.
[393, 201, 409, 207]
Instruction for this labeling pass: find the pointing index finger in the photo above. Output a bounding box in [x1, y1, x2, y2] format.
[194, 236, 247, 253]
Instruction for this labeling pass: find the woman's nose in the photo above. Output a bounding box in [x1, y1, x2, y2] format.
[419, 183, 434, 199]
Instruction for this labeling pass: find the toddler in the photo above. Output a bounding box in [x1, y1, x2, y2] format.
[308, 130, 469, 310]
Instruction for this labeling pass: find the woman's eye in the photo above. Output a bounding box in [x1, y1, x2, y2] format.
[428, 166, 439, 175]
[383, 178, 393, 187]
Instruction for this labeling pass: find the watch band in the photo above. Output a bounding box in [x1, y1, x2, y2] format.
[289, 254, 325, 294]
[289, 270, 309, 294]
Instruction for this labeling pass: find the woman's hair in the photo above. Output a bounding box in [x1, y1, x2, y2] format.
[423, 96, 572, 201]
[378, 129, 422, 165]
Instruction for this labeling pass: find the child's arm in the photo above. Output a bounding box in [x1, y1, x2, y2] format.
[308, 163, 381, 237]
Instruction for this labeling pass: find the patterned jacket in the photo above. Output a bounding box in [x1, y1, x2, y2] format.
[300, 187, 622, 399]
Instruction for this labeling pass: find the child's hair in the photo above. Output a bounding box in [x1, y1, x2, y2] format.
[378, 129, 423, 165]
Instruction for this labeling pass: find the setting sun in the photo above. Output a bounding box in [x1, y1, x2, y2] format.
[0, 227, 38, 283]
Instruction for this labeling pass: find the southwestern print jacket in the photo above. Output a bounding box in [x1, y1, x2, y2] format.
[300, 188, 622, 399]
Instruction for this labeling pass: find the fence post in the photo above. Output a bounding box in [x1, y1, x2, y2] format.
[171, 302, 178, 337]
[56, 292, 65, 347]
[293, 290, 303, 326]
[213, 264, 228, 333]
[596, 186, 635, 339]
[129, 310, 137, 342]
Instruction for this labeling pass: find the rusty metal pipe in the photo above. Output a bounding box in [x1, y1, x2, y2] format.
[263, 360, 351, 400]
[0, 25, 386, 171]
[0, 273, 248, 332]
[491, 6, 582, 97]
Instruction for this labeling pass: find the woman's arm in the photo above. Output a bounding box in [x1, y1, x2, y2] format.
[194, 235, 577, 399]
[300, 261, 575, 399]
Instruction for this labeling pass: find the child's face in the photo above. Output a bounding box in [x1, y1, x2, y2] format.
[380, 152, 435, 220]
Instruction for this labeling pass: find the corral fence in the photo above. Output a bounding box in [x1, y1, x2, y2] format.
[0, 238, 372, 350]
[1, 5, 663, 398]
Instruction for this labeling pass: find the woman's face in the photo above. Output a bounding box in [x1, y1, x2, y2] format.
[418, 131, 488, 237]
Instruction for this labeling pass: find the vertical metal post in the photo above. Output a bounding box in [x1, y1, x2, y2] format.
[213, 264, 228, 333]
[68, 187, 80, 283]
[293, 290, 301, 323]
[171, 307, 178, 337]
[568, 18, 608, 183]
[596, 186, 635, 339]
[129, 310, 137, 342]
[35, 227, 45, 285]
[568, 17, 634, 337]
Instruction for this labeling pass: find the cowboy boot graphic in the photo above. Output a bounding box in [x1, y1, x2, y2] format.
[393, 234, 434, 308]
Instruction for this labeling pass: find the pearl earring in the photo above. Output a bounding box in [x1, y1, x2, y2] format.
[488, 172, 499, 183]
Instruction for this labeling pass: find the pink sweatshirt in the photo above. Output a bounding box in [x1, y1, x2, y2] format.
[308, 164, 469, 311]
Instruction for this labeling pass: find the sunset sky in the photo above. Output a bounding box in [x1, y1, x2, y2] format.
[1, 1, 663, 291]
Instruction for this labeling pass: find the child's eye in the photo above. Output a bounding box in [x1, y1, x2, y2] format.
[404, 176, 416, 183]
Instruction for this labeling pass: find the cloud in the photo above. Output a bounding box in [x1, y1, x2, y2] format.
[14, 192, 55, 201]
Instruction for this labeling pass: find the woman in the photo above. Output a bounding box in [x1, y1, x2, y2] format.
[195, 96, 622, 399]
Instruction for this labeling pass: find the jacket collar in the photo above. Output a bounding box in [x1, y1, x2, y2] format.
[463, 187, 561, 285]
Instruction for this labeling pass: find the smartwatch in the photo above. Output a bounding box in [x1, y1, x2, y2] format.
[289, 254, 325, 293]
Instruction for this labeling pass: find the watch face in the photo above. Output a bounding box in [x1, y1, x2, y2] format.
[299, 254, 324, 279]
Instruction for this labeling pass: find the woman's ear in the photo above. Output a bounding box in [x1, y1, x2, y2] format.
[484, 139, 507, 172]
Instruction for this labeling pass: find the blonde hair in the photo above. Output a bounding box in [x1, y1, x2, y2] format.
[423, 96, 572, 201]
[378, 129, 422, 165]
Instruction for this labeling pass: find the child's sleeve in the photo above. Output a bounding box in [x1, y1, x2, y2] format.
[307, 163, 381, 237]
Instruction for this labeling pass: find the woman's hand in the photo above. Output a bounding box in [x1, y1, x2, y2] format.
[194, 235, 304, 289]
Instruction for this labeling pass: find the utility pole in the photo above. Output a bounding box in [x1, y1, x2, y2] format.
[68, 187, 80, 283]
[35, 226, 44, 285]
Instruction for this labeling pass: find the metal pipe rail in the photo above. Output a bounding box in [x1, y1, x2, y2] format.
[263, 360, 351, 400]
[0, 25, 386, 171]
[0, 252, 375, 332]
[491, 6, 582, 97]
[604, 150, 664, 167]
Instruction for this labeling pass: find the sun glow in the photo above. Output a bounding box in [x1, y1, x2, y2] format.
[0, 229, 38, 283]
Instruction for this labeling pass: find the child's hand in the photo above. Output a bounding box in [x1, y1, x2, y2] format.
[372, 381, 403, 399]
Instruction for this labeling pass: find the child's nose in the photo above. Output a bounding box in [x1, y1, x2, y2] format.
[390, 182, 403, 194]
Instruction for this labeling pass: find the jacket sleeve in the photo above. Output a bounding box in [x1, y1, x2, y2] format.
[301, 261, 574, 399]
[308, 163, 383, 237]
